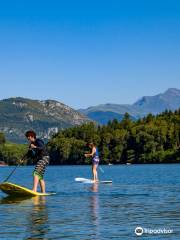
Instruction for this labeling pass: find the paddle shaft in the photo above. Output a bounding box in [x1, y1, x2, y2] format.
[3, 164, 20, 182]
[99, 166, 104, 173]
[3, 154, 27, 182]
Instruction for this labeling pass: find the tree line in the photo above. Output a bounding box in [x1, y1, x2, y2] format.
[48, 109, 180, 164]
[0, 109, 179, 165]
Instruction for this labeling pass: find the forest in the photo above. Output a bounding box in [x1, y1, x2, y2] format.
[0, 109, 179, 165]
[48, 109, 180, 164]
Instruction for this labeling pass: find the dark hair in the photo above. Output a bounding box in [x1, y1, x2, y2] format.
[88, 142, 95, 147]
[25, 130, 36, 138]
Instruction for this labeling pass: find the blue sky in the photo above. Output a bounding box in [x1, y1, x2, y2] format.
[0, 0, 180, 108]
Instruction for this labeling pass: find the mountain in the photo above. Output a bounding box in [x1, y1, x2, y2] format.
[1, 88, 179, 142]
[133, 88, 180, 114]
[87, 110, 137, 124]
[87, 111, 125, 125]
[0, 97, 91, 143]
[78, 88, 180, 124]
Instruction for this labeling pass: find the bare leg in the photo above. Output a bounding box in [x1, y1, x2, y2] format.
[39, 179, 46, 193]
[32, 175, 39, 192]
[92, 165, 95, 181]
[92, 165, 98, 182]
[94, 165, 98, 181]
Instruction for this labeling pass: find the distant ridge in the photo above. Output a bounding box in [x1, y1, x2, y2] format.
[133, 88, 180, 114]
[78, 88, 180, 124]
[0, 88, 179, 142]
[0, 97, 91, 143]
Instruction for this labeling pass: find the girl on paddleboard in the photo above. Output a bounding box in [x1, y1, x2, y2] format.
[25, 130, 49, 193]
[84, 143, 100, 182]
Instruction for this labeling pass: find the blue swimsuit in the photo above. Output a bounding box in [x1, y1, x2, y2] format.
[92, 148, 100, 165]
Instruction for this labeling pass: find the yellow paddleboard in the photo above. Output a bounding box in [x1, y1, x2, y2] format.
[0, 182, 56, 197]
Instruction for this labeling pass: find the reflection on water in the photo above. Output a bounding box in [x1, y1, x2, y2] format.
[0, 165, 180, 239]
[90, 183, 99, 193]
[0, 195, 32, 204]
[0, 195, 49, 239]
[89, 184, 100, 240]
[26, 196, 49, 240]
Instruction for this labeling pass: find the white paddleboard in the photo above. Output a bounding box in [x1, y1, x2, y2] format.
[75, 178, 112, 184]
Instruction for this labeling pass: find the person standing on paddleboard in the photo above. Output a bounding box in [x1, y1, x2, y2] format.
[84, 143, 99, 182]
[25, 130, 49, 193]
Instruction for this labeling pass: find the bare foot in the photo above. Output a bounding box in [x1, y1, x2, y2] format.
[92, 180, 99, 183]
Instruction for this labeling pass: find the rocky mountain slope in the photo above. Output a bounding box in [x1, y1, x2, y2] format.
[0, 97, 91, 143]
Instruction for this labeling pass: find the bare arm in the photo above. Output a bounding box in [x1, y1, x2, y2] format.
[85, 147, 96, 157]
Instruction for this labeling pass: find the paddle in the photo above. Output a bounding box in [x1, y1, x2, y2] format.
[3, 154, 27, 182]
[99, 166, 104, 173]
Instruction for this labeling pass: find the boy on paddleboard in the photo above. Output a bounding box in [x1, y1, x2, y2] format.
[84, 143, 99, 182]
[25, 130, 49, 193]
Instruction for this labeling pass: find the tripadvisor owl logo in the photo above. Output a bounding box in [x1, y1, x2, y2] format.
[135, 226, 143, 236]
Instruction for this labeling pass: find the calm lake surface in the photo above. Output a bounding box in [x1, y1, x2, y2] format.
[0, 164, 180, 239]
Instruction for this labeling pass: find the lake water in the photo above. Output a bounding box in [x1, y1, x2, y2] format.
[0, 164, 180, 239]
